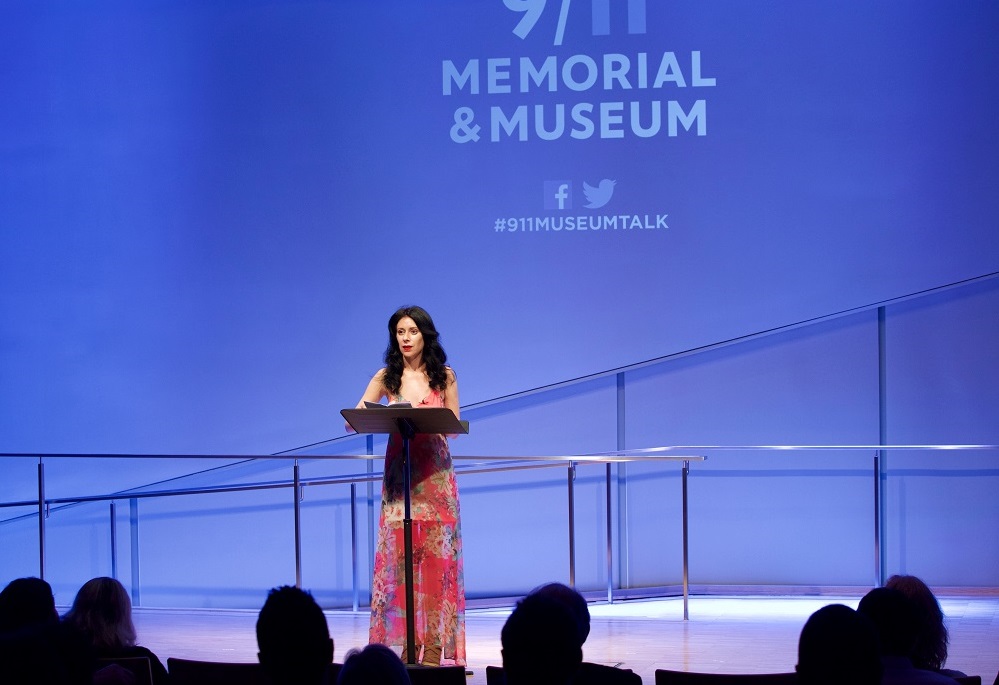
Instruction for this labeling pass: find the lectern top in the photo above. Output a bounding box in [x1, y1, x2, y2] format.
[341, 406, 468, 436]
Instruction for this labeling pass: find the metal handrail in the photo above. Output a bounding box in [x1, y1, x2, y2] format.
[3, 445, 994, 616]
[0, 451, 703, 617]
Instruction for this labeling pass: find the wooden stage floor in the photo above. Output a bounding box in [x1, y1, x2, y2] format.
[131, 594, 999, 685]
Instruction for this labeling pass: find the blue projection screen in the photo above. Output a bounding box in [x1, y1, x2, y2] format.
[1, 1, 997, 453]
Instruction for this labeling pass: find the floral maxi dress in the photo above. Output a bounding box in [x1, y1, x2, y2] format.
[368, 390, 466, 665]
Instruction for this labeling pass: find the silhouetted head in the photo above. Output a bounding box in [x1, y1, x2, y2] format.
[502, 593, 582, 685]
[63, 577, 136, 650]
[528, 582, 590, 646]
[336, 643, 409, 685]
[858, 586, 919, 657]
[1, 578, 90, 684]
[256, 586, 334, 685]
[796, 603, 881, 685]
[0, 577, 58, 634]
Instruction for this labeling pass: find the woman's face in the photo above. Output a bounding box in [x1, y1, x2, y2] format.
[395, 316, 424, 362]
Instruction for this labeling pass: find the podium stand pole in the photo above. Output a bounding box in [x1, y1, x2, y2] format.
[398, 418, 418, 665]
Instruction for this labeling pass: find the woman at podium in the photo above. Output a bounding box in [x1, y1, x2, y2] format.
[352, 305, 466, 667]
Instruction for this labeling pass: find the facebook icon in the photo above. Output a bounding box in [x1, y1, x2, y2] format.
[543, 180, 572, 210]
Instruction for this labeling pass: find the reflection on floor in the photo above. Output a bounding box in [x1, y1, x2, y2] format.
[132, 595, 999, 685]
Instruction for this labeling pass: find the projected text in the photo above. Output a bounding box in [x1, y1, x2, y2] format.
[444, 51, 715, 144]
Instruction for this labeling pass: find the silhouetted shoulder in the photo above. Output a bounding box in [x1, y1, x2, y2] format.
[576, 662, 642, 685]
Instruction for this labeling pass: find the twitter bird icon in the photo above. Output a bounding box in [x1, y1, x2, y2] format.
[583, 179, 616, 209]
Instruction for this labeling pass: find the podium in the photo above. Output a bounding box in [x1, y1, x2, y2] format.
[341, 406, 468, 665]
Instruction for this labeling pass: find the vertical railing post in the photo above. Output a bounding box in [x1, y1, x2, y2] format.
[610, 371, 627, 603]
[37, 458, 46, 580]
[366, 435, 376, 607]
[129, 498, 140, 606]
[877, 305, 888, 587]
[617, 462, 631, 592]
[351, 483, 359, 612]
[110, 501, 118, 579]
[568, 461, 576, 587]
[605, 462, 613, 603]
[294, 459, 303, 588]
[682, 459, 690, 621]
[874, 450, 885, 587]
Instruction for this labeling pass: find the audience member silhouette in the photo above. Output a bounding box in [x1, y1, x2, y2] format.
[256, 585, 335, 685]
[885, 575, 967, 678]
[6, 574, 990, 685]
[528, 582, 641, 685]
[796, 603, 881, 685]
[336, 644, 410, 685]
[63, 576, 170, 685]
[0, 577, 58, 633]
[0, 576, 91, 685]
[501, 592, 582, 685]
[858, 587, 960, 685]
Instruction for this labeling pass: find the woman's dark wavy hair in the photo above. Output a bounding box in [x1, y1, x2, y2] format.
[885, 574, 948, 670]
[382, 305, 449, 396]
